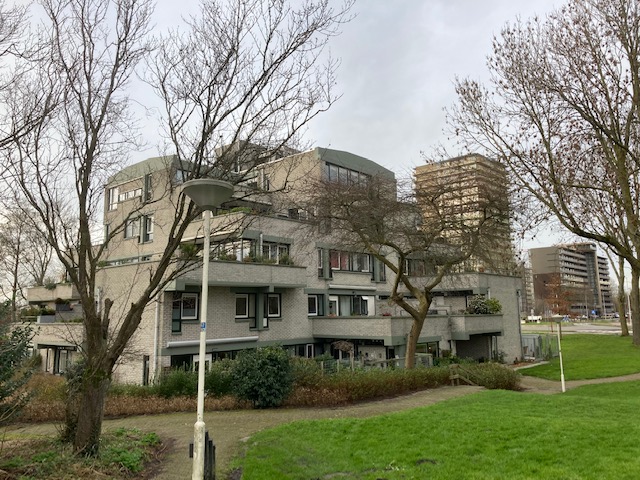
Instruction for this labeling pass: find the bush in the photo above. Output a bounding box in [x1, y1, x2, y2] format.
[466, 295, 502, 314]
[290, 357, 324, 388]
[232, 346, 292, 408]
[0, 322, 35, 425]
[154, 369, 197, 398]
[286, 366, 452, 407]
[463, 363, 521, 390]
[205, 359, 234, 397]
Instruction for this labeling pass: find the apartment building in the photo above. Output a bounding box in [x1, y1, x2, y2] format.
[529, 242, 613, 316]
[414, 154, 516, 275]
[28, 147, 523, 383]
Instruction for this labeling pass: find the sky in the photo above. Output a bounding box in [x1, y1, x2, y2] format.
[304, 0, 560, 172]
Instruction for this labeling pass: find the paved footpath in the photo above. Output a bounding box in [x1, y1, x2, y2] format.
[9, 373, 640, 479]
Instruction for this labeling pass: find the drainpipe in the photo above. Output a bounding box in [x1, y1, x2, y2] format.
[153, 296, 161, 380]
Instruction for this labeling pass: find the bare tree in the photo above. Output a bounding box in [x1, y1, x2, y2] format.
[0, 0, 351, 456]
[305, 171, 509, 368]
[146, 0, 351, 180]
[0, 209, 55, 321]
[448, 0, 640, 344]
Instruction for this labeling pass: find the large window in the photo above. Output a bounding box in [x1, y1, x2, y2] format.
[325, 162, 370, 185]
[329, 250, 370, 273]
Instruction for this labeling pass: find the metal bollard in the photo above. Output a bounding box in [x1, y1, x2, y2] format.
[190, 430, 216, 480]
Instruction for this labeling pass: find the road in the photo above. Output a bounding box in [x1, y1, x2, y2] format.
[521, 321, 630, 335]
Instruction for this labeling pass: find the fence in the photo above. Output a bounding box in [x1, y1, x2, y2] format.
[317, 354, 433, 374]
[521, 333, 559, 361]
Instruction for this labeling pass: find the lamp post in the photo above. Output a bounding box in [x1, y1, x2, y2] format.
[182, 178, 234, 480]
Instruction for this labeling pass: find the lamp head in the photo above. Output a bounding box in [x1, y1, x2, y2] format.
[182, 178, 234, 211]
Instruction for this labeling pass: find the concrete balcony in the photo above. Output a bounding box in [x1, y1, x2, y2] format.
[31, 321, 84, 350]
[312, 315, 450, 344]
[449, 314, 504, 340]
[27, 284, 80, 304]
[312, 313, 504, 343]
[171, 261, 307, 290]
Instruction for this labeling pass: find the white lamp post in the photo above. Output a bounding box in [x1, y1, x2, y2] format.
[182, 178, 234, 480]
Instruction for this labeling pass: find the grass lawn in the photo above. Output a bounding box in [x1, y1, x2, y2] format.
[235, 381, 640, 479]
[521, 334, 640, 381]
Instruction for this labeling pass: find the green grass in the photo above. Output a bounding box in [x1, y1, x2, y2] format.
[522, 334, 640, 381]
[236, 381, 640, 479]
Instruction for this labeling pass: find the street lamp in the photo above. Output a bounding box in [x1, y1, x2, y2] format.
[182, 178, 234, 480]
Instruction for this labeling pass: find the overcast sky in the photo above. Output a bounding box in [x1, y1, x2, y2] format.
[304, 0, 560, 173]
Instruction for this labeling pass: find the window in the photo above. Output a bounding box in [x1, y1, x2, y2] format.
[236, 294, 249, 318]
[325, 162, 370, 185]
[142, 215, 154, 242]
[143, 174, 152, 201]
[308, 294, 324, 316]
[118, 188, 142, 202]
[308, 295, 318, 315]
[352, 295, 368, 316]
[174, 169, 189, 184]
[327, 295, 372, 316]
[329, 250, 371, 273]
[181, 293, 198, 320]
[266, 294, 280, 317]
[172, 293, 199, 333]
[124, 218, 139, 239]
[108, 187, 119, 211]
[261, 242, 290, 263]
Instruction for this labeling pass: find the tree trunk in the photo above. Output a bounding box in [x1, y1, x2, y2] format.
[617, 256, 629, 336]
[631, 267, 640, 346]
[405, 316, 426, 369]
[73, 373, 110, 455]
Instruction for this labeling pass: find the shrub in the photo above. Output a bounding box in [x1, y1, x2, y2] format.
[154, 369, 197, 398]
[205, 359, 234, 397]
[466, 295, 502, 314]
[290, 357, 324, 388]
[0, 322, 36, 426]
[232, 346, 292, 408]
[285, 366, 452, 407]
[463, 363, 521, 390]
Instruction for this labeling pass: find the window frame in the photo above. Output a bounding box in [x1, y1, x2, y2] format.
[124, 218, 140, 240]
[108, 187, 119, 211]
[235, 294, 249, 318]
[180, 293, 199, 320]
[265, 293, 281, 318]
[308, 295, 318, 316]
[141, 215, 154, 243]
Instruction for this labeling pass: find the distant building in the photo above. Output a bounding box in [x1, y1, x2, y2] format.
[529, 242, 613, 316]
[414, 154, 516, 275]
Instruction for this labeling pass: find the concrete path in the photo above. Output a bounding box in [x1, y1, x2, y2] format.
[8, 372, 640, 479]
